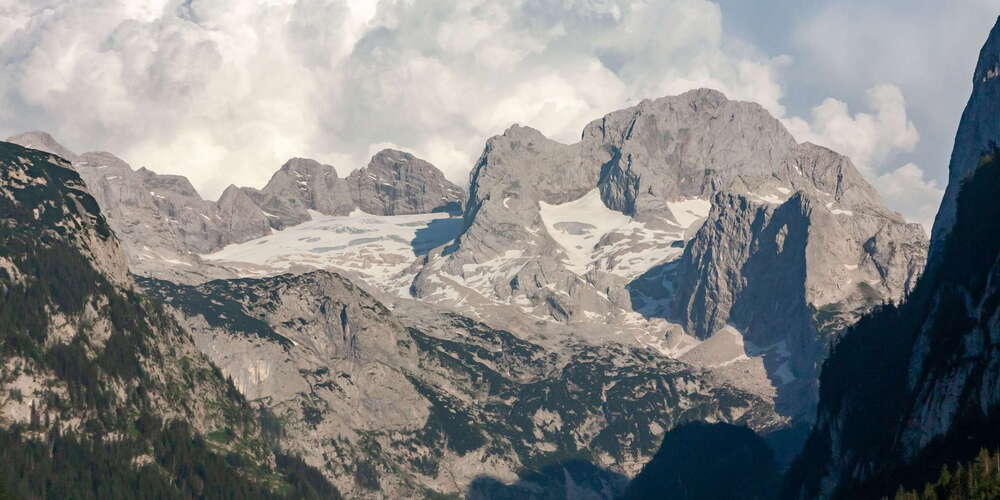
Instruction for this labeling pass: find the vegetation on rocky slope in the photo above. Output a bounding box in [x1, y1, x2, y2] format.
[0, 142, 338, 498]
[785, 149, 1000, 499]
[885, 447, 1000, 500]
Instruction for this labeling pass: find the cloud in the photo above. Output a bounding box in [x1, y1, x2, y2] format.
[0, 0, 964, 231]
[782, 84, 918, 176]
[786, 1, 997, 184]
[873, 163, 944, 233]
[0, 0, 795, 199]
[780, 84, 939, 228]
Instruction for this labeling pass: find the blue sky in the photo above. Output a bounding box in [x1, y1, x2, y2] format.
[1, 0, 996, 229]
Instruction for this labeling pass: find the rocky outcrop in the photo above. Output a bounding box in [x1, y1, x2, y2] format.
[0, 141, 333, 497]
[247, 157, 354, 229]
[406, 90, 927, 424]
[70, 151, 238, 283]
[217, 184, 273, 243]
[930, 17, 1000, 260]
[139, 270, 781, 499]
[407, 124, 616, 326]
[591, 88, 798, 219]
[6, 130, 79, 163]
[786, 18, 1000, 499]
[347, 148, 464, 215]
[667, 144, 926, 419]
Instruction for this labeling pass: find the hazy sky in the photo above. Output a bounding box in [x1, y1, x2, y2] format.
[1, 1, 996, 230]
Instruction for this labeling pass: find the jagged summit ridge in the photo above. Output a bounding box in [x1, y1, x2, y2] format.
[406, 87, 926, 423]
[244, 157, 354, 228]
[4, 132, 462, 283]
[5, 89, 928, 429]
[6, 130, 79, 163]
[347, 148, 464, 216]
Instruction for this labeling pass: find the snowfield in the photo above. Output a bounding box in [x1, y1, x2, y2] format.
[203, 209, 464, 285]
[539, 189, 711, 279]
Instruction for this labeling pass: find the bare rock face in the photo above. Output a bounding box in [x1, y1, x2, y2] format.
[71, 152, 237, 283]
[249, 157, 354, 228]
[788, 18, 1000, 499]
[0, 141, 281, 482]
[217, 184, 272, 244]
[135, 167, 229, 254]
[930, 17, 1000, 260]
[347, 149, 464, 215]
[667, 183, 925, 419]
[5, 130, 79, 163]
[139, 270, 781, 499]
[406, 89, 927, 425]
[408, 124, 615, 325]
[590, 88, 798, 219]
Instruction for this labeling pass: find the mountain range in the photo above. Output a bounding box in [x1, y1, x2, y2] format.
[3, 16, 1000, 500]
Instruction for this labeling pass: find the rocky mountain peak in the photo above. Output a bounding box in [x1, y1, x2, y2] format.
[137, 167, 201, 198]
[930, 15, 1000, 258]
[276, 156, 338, 176]
[0, 141, 129, 283]
[250, 157, 353, 228]
[5, 130, 79, 163]
[346, 148, 464, 215]
[406, 87, 926, 425]
[77, 150, 133, 171]
[499, 123, 550, 141]
[586, 89, 799, 217]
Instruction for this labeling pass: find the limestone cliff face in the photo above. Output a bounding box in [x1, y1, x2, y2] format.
[930, 17, 1000, 259]
[68, 151, 239, 283]
[589, 88, 798, 218]
[786, 17, 1000, 500]
[247, 157, 355, 228]
[0, 140, 272, 467]
[217, 184, 273, 245]
[669, 185, 924, 419]
[346, 148, 464, 216]
[407, 90, 926, 424]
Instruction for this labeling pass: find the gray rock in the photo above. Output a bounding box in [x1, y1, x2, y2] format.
[249, 157, 354, 228]
[135, 166, 228, 254]
[406, 89, 927, 425]
[346, 148, 464, 215]
[930, 17, 1000, 261]
[589, 88, 798, 218]
[72, 151, 237, 283]
[140, 270, 782, 499]
[0, 141, 278, 475]
[217, 184, 272, 244]
[668, 186, 925, 419]
[6, 130, 79, 163]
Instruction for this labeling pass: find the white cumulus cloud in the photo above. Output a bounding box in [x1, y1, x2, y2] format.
[781, 83, 941, 229]
[0, 0, 958, 230]
[782, 84, 919, 176]
[873, 163, 945, 233]
[0, 0, 795, 198]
